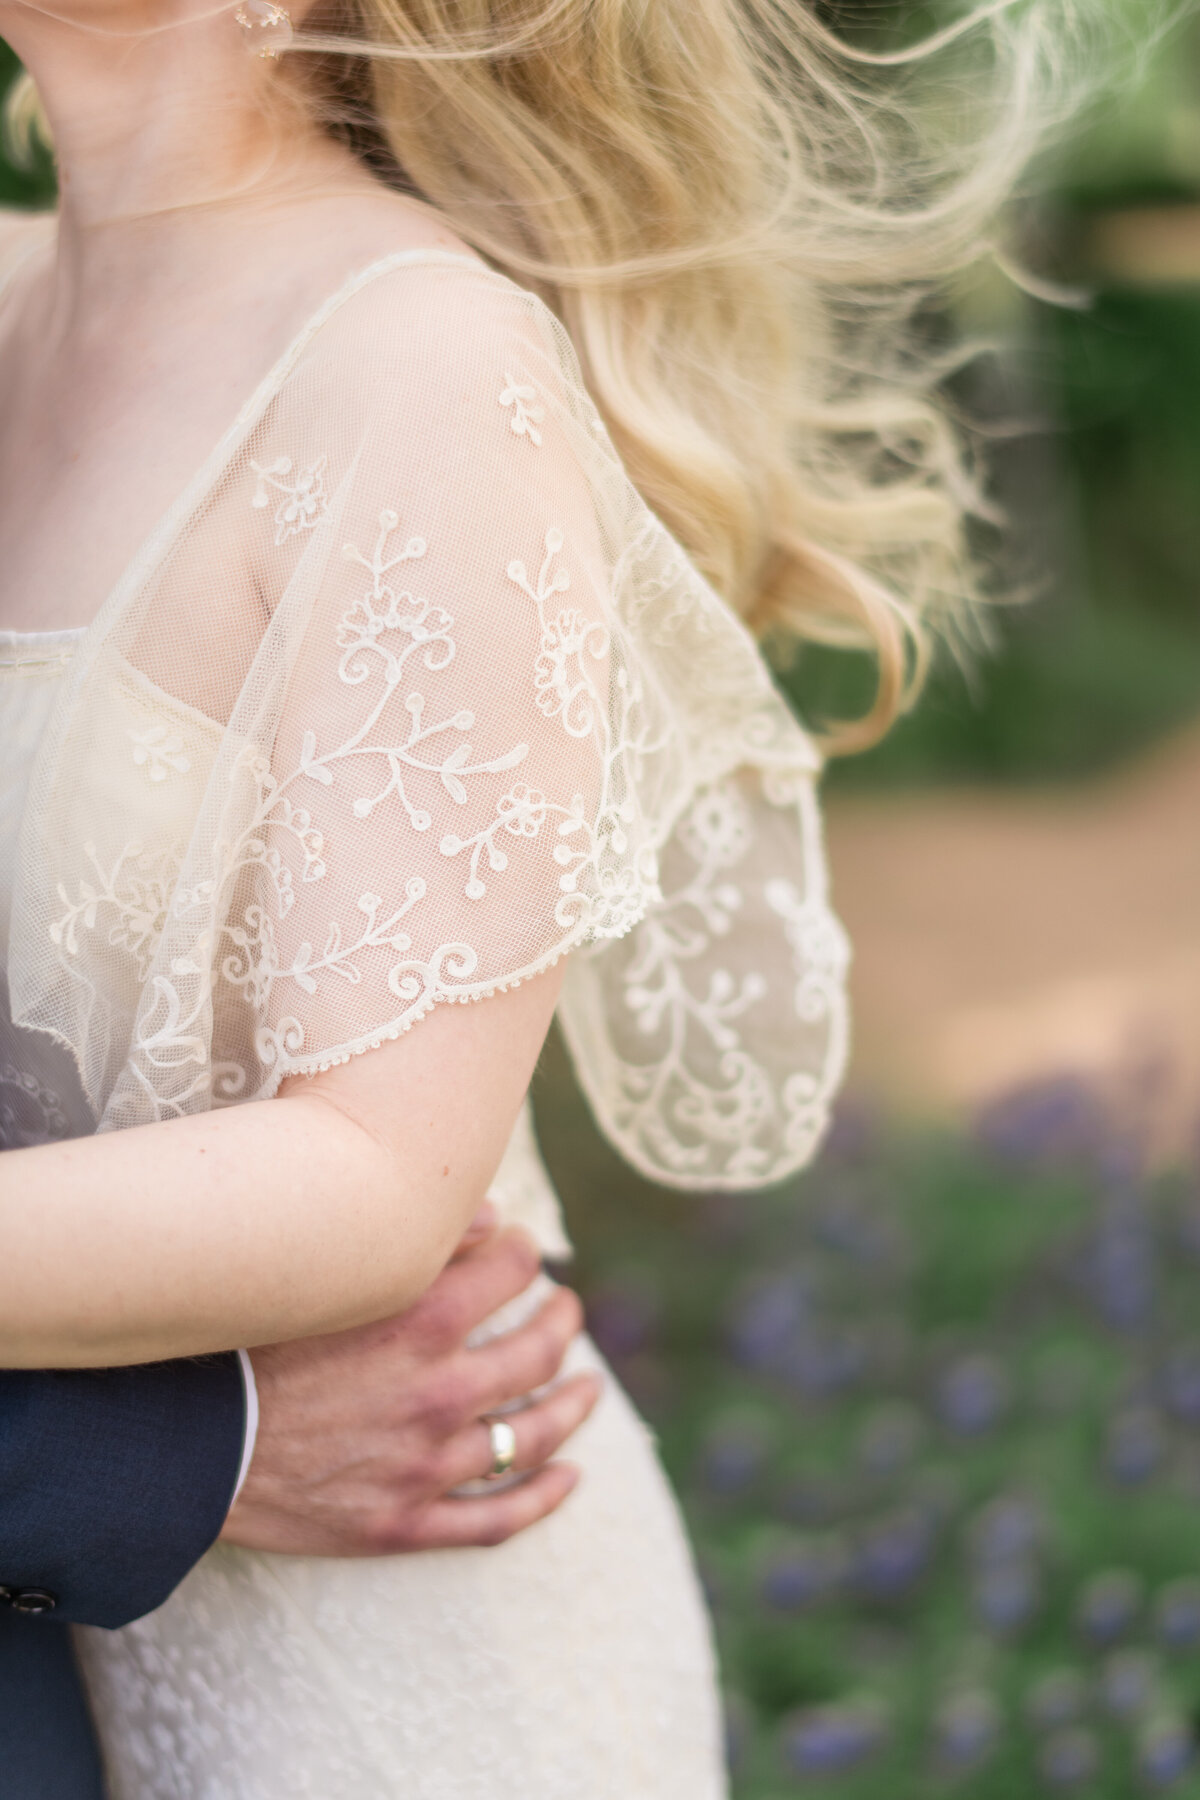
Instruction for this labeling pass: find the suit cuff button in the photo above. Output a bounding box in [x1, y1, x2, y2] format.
[10, 1589, 59, 1616]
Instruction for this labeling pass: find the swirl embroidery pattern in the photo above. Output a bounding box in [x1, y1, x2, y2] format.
[119, 484, 662, 1110]
[564, 770, 851, 1187]
[506, 528, 662, 923]
[22, 274, 850, 1199]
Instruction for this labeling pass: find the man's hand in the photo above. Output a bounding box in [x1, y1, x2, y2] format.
[220, 1209, 598, 1555]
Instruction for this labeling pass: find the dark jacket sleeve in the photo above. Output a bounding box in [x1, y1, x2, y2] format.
[0, 1354, 246, 1629]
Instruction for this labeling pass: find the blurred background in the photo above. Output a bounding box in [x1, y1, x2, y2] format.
[7, 5, 1200, 1793]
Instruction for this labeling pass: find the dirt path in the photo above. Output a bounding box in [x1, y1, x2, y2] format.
[825, 723, 1200, 1157]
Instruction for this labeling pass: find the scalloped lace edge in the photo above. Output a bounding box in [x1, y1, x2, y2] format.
[252, 909, 643, 1103]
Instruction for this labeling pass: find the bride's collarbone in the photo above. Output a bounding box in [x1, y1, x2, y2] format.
[0, 333, 267, 636]
[0, 259, 285, 633]
[0, 373, 198, 623]
[0, 188, 477, 635]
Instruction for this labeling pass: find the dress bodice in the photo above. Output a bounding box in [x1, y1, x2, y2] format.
[0, 626, 570, 1253]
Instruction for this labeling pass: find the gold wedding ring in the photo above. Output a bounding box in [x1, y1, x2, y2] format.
[484, 1417, 518, 1480]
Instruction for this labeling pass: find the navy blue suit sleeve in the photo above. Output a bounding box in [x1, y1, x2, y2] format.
[0, 1355, 246, 1628]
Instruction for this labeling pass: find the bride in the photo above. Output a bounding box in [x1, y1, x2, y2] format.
[0, 0, 1080, 1793]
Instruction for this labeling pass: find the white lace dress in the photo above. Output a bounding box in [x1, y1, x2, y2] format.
[0, 628, 724, 1797]
[0, 239, 850, 1798]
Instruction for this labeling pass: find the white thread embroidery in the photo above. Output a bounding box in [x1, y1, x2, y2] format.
[572, 773, 850, 1185]
[499, 376, 545, 447]
[129, 724, 191, 783]
[44, 374, 847, 1197]
[617, 782, 770, 1178]
[336, 511, 532, 899]
[111, 503, 662, 1108]
[506, 528, 661, 910]
[509, 528, 606, 739]
[50, 840, 182, 982]
[250, 455, 329, 545]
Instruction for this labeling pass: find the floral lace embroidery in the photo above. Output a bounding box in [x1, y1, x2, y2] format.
[118, 504, 661, 1107]
[50, 840, 181, 982]
[249, 455, 329, 545]
[620, 518, 722, 647]
[129, 723, 192, 783]
[615, 782, 771, 1179]
[506, 527, 663, 898]
[564, 771, 850, 1187]
[512, 529, 608, 740]
[765, 869, 852, 1158]
[499, 376, 545, 447]
[335, 509, 537, 906]
[11, 264, 853, 1211]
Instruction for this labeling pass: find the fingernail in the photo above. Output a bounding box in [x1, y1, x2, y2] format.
[468, 1199, 499, 1232]
[560, 1463, 581, 1492]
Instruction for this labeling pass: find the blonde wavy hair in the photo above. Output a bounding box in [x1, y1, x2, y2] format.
[5, 0, 1129, 746]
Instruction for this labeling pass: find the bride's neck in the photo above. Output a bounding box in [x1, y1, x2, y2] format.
[0, 2, 361, 321]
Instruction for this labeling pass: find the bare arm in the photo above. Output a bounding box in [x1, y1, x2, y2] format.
[0, 964, 562, 1370]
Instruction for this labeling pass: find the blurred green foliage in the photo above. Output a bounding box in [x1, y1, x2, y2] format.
[0, 42, 53, 209]
[791, 2, 1200, 787]
[799, 268, 1200, 790]
[539, 1036, 1200, 1797]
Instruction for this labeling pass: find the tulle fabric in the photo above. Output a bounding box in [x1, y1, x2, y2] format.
[8, 248, 849, 1188]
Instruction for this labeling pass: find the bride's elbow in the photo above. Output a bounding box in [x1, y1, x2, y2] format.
[266, 1085, 473, 1332]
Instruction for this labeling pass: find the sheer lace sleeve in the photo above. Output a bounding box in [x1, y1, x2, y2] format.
[199, 278, 648, 1093]
[10, 254, 848, 1187]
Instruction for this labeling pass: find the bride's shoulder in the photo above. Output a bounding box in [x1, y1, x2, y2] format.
[298, 195, 556, 384]
[260, 192, 596, 495]
[298, 238, 589, 489]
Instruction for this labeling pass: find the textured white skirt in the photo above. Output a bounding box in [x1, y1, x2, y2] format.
[75, 1324, 727, 1800]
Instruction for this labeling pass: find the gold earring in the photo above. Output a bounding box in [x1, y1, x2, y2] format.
[235, 1, 294, 59]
